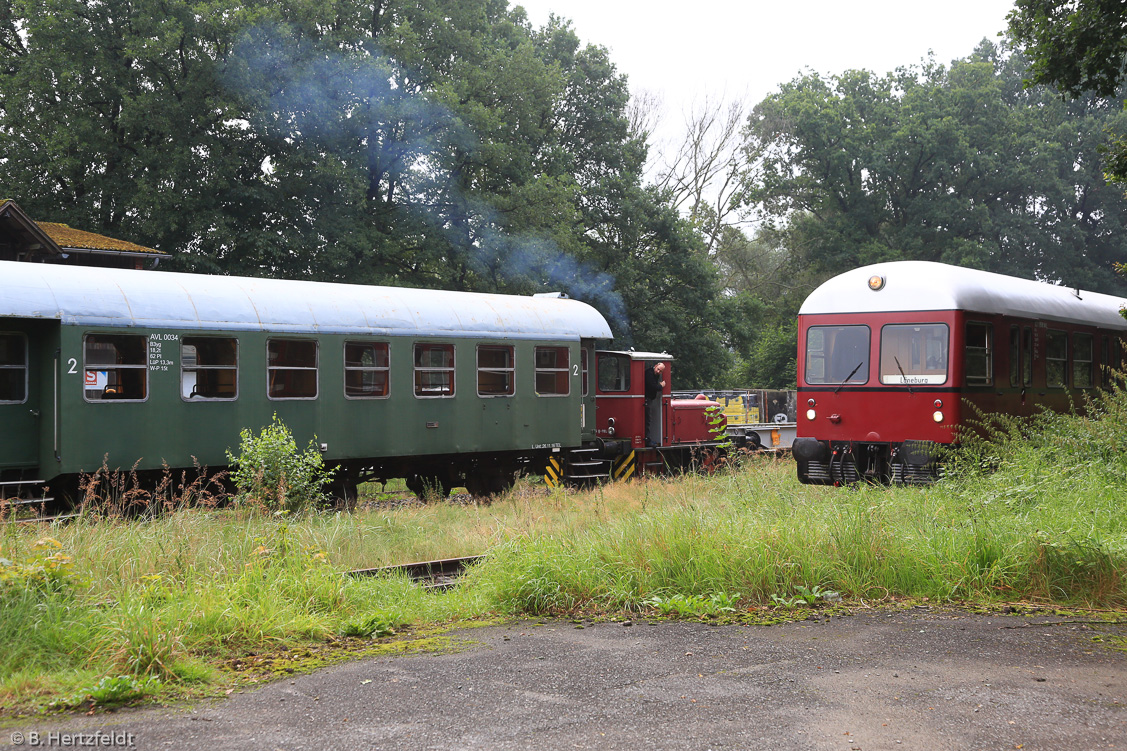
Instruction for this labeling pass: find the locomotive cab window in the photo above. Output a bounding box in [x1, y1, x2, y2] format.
[879, 324, 948, 385]
[268, 339, 318, 399]
[597, 353, 630, 392]
[84, 334, 148, 402]
[414, 343, 455, 397]
[182, 337, 238, 400]
[1073, 333, 1093, 388]
[805, 325, 869, 385]
[345, 342, 389, 398]
[534, 346, 569, 396]
[477, 345, 514, 397]
[964, 322, 993, 386]
[0, 333, 28, 404]
[1046, 329, 1068, 388]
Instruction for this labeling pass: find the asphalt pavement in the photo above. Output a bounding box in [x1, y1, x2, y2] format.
[5, 608, 1126, 750]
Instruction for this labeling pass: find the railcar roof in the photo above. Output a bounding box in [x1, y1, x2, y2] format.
[0, 261, 614, 340]
[799, 261, 1127, 330]
[597, 350, 673, 360]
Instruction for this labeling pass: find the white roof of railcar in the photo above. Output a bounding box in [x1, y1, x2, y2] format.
[0, 261, 614, 340]
[800, 261, 1127, 330]
[597, 350, 672, 360]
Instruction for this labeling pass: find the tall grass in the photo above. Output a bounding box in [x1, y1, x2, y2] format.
[3, 384, 1127, 712]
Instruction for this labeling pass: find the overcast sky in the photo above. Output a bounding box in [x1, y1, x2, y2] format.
[514, 0, 1017, 148]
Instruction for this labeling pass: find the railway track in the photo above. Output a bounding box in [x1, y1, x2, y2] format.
[346, 555, 484, 589]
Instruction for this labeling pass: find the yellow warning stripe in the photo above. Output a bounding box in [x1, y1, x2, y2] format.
[612, 451, 636, 481]
[543, 457, 561, 487]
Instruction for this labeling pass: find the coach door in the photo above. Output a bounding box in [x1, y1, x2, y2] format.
[0, 324, 40, 472]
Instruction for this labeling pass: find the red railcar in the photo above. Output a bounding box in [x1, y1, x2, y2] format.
[793, 262, 1127, 484]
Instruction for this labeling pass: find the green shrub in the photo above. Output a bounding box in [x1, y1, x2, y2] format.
[226, 415, 335, 512]
[0, 537, 79, 595]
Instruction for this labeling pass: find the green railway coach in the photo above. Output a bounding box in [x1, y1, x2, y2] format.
[0, 260, 612, 507]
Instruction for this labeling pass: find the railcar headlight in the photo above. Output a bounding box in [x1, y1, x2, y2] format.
[806, 409, 816, 421]
[868, 274, 886, 291]
[932, 410, 944, 423]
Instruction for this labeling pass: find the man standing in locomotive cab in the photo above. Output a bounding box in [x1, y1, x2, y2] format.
[644, 361, 666, 447]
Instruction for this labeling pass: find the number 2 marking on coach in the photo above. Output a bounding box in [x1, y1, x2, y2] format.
[67, 358, 77, 374]
[573, 365, 579, 376]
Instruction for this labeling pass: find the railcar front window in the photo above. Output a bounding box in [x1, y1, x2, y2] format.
[1073, 333, 1093, 388]
[880, 324, 948, 385]
[964, 323, 993, 386]
[805, 326, 870, 385]
[1046, 329, 1068, 388]
[84, 334, 148, 402]
[0, 333, 27, 403]
[477, 345, 514, 396]
[535, 346, 570, 396]
[182, 337, 238, 400]
[597, 354, 630, 392]
[345, 342, 389, 398]
[268, 339, 318, 399]
[414, 343, 455, 397]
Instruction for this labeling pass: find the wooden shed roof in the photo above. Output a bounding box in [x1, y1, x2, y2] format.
[0, 199, 168, 261]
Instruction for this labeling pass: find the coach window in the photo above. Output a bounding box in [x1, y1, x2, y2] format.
[597, 353, 630, 392]
[879, 324, 948, 385]
[345, 341, 389, 398]
[267, 339, 318, 399]
[534, 346, 570, 396]
[805, 325, 869, 385]
[181, 337, 238, 400]
[1008, 327, 1021, 388]
[83, 334, 148, 402]
[1105, 336, 1123, 376]
[964, 323, 993, 386]
[1022, 327, 1033, 386]
[581, 348, 589, 396]
[477, 345, 514, 397]
[1073, 333, 1093, 388]
[0, 333, 27, 403]
[1046, 329, 1068, 388]
[414, 343, 455, 397]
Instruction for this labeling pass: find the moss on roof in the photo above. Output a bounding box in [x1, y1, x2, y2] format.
[37, 222, 164, 255]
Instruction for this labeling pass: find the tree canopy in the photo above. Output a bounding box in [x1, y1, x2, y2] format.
[0, 0, 743, 385]
[1008, 0, 1127, 184]
[4, 4, 1126, 390]
[736, 42, 1127, 297]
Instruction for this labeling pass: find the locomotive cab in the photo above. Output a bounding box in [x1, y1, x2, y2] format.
[590, 350, 724, 458]
[593, 351, 671, 450]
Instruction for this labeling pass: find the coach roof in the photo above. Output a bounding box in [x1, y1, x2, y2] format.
[0, 261, 614, 340]
[800, 261, 1127, 330]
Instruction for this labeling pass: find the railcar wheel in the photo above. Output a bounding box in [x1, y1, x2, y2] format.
[464, 471, 516, 500]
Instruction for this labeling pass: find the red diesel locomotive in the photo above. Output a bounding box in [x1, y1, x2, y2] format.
[545, 350, 729, 486]
[792, 261, 1127, 484]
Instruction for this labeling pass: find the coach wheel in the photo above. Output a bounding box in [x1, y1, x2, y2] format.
[328, 471, 359, 512]
[465, 470, 516, 500]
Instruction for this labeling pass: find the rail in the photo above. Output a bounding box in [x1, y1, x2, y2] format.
[346, 555, 484, 590]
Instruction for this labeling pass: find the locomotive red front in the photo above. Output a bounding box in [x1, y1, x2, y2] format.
[793, 261, 1127, 484]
